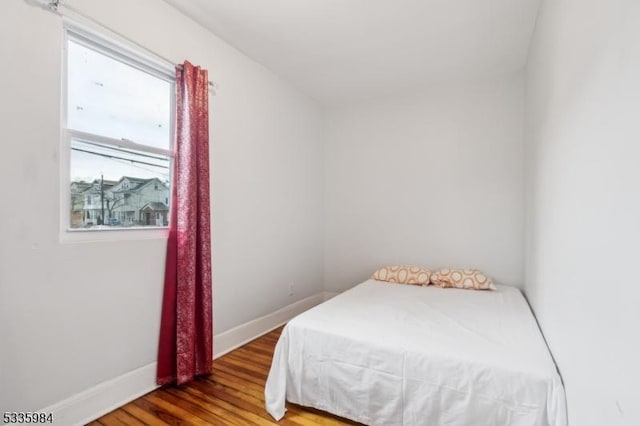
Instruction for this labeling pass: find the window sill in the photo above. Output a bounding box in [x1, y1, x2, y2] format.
[61, 226, 169, 243]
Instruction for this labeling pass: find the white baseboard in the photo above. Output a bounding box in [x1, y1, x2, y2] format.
[213, 292, 326, 358]
[323, 290, 340, 301]
[40, 362, 159, 426]
[41, 292, 327, 426]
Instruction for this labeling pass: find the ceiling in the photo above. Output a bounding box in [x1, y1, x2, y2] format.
[163, 0, 540, 105]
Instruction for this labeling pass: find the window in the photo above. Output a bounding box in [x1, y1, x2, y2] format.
[63, 26, 174, 232]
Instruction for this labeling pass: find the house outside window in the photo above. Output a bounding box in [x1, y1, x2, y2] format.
[63, 24, 174, 232]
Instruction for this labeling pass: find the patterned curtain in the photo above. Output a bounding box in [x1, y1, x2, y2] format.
[157, 61, 212, 385]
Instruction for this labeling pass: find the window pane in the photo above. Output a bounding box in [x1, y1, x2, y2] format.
[70, 140, 171, 229]
[67, 39, 172, 149]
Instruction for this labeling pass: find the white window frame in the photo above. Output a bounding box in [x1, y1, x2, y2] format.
[60, 20, 176, 243]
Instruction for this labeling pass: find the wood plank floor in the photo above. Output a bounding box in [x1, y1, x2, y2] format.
[89, 326, 362, 425]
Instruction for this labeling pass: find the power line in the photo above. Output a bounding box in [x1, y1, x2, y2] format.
[117, 159, 171, 178]
[71, 147, 170, 169]
[76, 140, 170, 162]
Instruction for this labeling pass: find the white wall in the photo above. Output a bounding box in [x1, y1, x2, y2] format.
[324, 75, 525, 292]
[0, 0, 323, 413]
[525, 0, 640, 425]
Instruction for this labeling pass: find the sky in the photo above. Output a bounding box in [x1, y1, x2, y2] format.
[67, 39, 172, 182]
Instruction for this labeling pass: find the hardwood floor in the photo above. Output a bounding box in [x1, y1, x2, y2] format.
[89, 327, 362, 425]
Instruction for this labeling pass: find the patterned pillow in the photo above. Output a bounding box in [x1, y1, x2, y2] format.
[371, 265, 431, 285]
[430, 268, 495, 290]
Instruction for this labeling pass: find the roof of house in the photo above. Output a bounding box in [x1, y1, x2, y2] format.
[70, 181, 92, 192]
[113, 176, 169, 192]
[71, 177, 168, 194]
[120, 176, 153, 184]
[77, 179, 117, 193]
[141, 202, 169, 211]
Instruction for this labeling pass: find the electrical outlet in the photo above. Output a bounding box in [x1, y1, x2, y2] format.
[288, 283, 295, 296]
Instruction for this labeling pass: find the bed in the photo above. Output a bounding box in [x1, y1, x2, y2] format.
[265, 279, 567, 426]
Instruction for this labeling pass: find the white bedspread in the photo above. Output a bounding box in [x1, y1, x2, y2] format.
[265, 280, 567, 426]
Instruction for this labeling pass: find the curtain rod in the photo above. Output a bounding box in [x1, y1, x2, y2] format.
[26, 0, 219, 94]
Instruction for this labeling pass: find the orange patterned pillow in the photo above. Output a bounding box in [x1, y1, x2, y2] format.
[371, 265, 431, 285]
[430, 268, 495, 290]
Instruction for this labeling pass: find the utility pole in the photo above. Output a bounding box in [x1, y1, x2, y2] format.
[100, 173, 105, 225]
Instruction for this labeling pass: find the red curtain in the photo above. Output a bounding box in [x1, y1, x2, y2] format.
[157, 61, 212, 385]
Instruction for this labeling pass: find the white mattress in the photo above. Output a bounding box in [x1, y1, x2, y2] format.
[265, 280, 567, 426]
